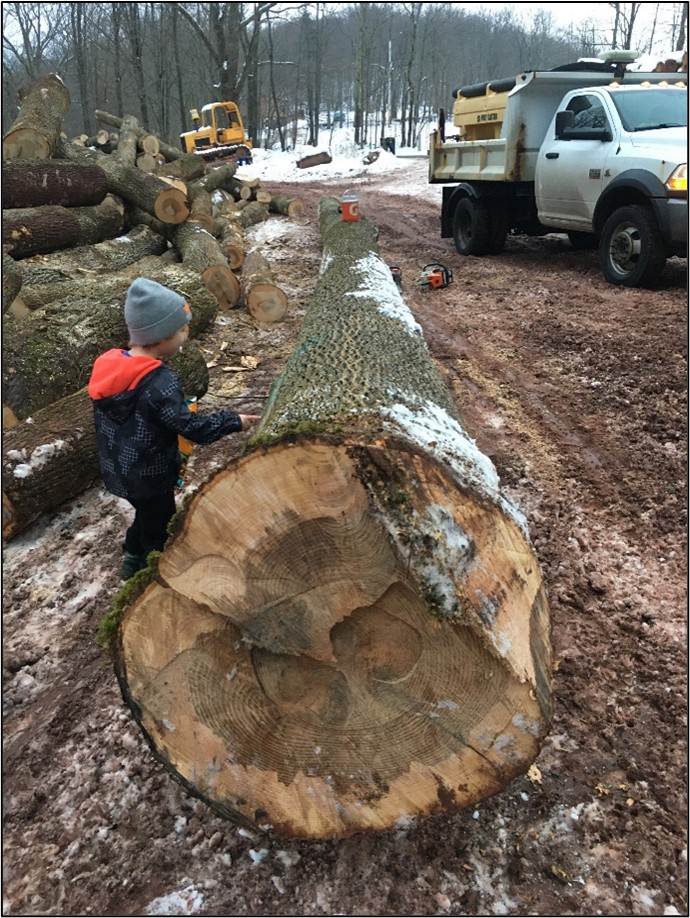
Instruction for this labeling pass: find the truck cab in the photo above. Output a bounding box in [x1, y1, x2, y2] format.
[536, 82, 687, 282]
[429, 54, 687, 287]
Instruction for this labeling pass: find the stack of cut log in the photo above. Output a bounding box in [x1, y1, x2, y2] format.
[1, 73, 303, 540]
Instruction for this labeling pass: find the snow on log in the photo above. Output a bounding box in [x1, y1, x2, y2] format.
[2, 344, 209, 540]
[112, 195, 552, 839]
[3, 265, 218, 421]
[2, 74, 71, 161]
[2, 161, 108, 209]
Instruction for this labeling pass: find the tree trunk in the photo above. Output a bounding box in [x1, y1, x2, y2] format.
[2, 343, 209, 540]
[94, 109, 184, 161]
[2, 254, 22, 313]
[172, 222, 240, 309]
[154, 153, 207, 184]
[187, 187, 220, 234]
[227, 201, 268, 230]
[3, 264, 219, 420]
[112, 196, 552, 839]
[113, 114, 140, 166]
[241, 250, 288, 322]
[268, 196, 305, 219]
[58, 140, 189, 224]
[2, 198, 124, 259]
[15, 225, 168, 287]
[217, 220, 245, 270]
[2, 161, 108, 209]
[296, 151, 332, 169]
[2, 74, 71, 161]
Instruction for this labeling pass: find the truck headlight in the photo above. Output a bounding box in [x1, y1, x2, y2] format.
[666, 164, 687, 196]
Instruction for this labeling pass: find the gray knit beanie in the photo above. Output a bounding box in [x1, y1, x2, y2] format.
[124, 277, 192, 345]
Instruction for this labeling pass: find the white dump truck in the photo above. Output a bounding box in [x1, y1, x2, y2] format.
[428, 52, 687, 286]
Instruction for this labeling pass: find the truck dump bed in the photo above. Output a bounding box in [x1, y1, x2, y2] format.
[429, 67, 685, 185]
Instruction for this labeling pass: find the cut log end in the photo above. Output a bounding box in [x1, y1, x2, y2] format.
[153, 188, 190, 224]
[2, 130, 51, 161]
[117, 440, 551, 839]
[200, 264, 241, 309]
[247, 284, 288, 323]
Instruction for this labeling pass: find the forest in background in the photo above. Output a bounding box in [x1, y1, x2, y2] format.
[2, 2, 688, 151]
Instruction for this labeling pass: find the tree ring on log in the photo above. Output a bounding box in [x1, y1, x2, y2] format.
[116, 438, 551, 839]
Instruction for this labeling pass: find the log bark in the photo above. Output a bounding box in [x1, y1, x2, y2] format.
[2, 344, 209, 540]
[227, 201, 268, 230]
[172, 222, 240, 309]
[3, 265, 218, 420]
[268, 196, 305, 220]
[217, 219, 245, 270]
[16, 225, 168, 287]
[113, 114, 139, 166]
[94, 109, 184, 162]
[2, 161, 108, 209]
[112, 196, 552, 839]
[2, 198, 124, 259]
[241, 250, 288, 322]
[154, 153, 207, 184]
[2, 254, 22, 313]
[296, 151, 332, 169]
[2, 74, 71, 161]
[59, 141, 189, 224]
[187, 163, 239, 202]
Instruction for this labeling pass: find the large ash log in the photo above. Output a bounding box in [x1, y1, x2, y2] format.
[2, 74, 71, 161]
[3, 265, 218, 420]
[2, 255, 22, 314]
[58, 141, 189, 225]
[16, 225, 168, 287]
[112, 196, 552, 839]
[2, 345, 209, 540]
[2, 161, 108, 208]
[3, 198, 124, 259]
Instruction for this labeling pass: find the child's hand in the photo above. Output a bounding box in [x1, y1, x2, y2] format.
[239, 414, 262, 431]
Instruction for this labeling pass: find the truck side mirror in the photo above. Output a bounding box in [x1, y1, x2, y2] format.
[555, 109, 613, 143]
[555, 110, 574, 138]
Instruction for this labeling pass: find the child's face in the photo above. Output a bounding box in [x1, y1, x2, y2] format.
[157, 323, 190, 360]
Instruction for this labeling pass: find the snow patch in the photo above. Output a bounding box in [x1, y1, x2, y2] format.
[12, 439, 69, 478]
[145, 884, 204, 916]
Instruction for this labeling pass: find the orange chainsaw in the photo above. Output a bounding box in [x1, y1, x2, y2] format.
[418, 262, 453, 290]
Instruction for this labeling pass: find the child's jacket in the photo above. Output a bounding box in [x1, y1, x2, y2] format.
[88, 349, 242, 501]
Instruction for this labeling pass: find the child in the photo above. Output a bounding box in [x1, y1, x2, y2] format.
[88, 277, 261, 579]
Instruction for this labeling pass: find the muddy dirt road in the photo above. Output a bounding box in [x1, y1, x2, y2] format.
[3, 160, 687, 917]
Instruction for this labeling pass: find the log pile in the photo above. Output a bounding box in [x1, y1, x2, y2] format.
[2, 73, 303, 539]
[112, 195, 553, 839]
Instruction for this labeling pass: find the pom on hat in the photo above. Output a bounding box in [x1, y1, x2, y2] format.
[124, 277, 192, 345]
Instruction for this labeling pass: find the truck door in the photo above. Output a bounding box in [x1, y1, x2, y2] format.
[536, 92, 614, 231]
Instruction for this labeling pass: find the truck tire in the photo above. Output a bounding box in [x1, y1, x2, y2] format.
[453, 197, 492, 256]
[599, 205, 667, 287]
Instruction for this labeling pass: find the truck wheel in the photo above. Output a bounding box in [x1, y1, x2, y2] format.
[599, 205, 667, 287]
[567, 231, 598, 250]
[453, 197, 491, 256]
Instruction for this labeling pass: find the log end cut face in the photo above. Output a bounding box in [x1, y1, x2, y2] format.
[117, 440, 551, 838]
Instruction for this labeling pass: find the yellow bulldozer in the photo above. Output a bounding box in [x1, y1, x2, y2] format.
[179, 101, 253, 164]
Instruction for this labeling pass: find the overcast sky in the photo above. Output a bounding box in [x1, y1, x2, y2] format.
[455, 2, 684, 54]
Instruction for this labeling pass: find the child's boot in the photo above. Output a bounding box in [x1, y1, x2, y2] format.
[120, 551, 147, 580]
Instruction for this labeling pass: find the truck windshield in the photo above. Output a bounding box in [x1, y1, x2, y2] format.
[612, 88, 688, 132]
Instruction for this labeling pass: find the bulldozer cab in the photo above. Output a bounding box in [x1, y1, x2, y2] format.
[180, 100, 252, 158]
